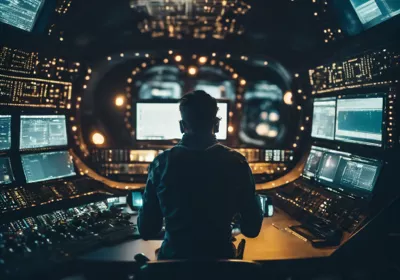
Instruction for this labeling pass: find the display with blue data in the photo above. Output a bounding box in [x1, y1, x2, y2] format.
[0, 0, 45, 32]
[313, 147, 381, 194]
[136, 102, 228, 140]
[0, 157, 14, 185]
[335, 97, 383, 147]
[131, 192, 143, 208]
[350, 0, 400, 30]
[21, 151, 76, 183]
[20, 115, 68, 150]
[311, 98, 336, 140]
[0, 115, 11, 151]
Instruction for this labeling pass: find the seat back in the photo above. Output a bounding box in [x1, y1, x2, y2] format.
[139, 259, 262, 280]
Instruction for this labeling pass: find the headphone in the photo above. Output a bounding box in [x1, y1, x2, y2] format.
[180, 118, 220, 134]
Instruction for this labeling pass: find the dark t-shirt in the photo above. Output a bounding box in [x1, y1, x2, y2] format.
[138, 133, 263, 260]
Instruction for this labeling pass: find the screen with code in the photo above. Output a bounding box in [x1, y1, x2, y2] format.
[0, 0, 45, 32]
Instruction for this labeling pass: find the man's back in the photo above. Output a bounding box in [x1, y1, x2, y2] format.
[138, 134, 263, 260]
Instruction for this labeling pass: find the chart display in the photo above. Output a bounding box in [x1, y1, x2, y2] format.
[20, 115, 68, 149]
[335, 97, 383, 147]
[0, 0, 45, 32]
[21, 151, 76, 183]
[311, 98, 336, 140]
[136, 102, 228, 140]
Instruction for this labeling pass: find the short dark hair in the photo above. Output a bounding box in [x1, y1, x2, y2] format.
[179, 90, 219, 132]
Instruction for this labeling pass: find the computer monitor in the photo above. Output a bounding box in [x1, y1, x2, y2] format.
[0, 115, 11, 151]
[136, 101, 228, 140]
[21, 151, 76, 183]
[0, 0, 45, 32]
[20, 115, 68, 150]
[339, 157, 381, 192]
[302, 146, 325, 179]
[311, 98, 336, 140]
[0, 157, 14, 185]
[314, 147, 381, 195]
[349, 0, 400, 30]
[335, 97, 383, 147]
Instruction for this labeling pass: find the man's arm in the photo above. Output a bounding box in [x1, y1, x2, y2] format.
[238, 162, 264, 238]
[137, 161, 163, 240]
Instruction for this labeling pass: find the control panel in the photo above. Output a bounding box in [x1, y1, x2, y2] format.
[0, 200, 138, 279]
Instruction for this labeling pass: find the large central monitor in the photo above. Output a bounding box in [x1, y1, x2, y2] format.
[20, 115, 68, 150]
[0, 0, 45, 32]
[136, 101, 228, 141]
[335, 97, 383, 147]
[0, 115, 11, 151]
[21, 151, 76, 183]
[311, 98, 336, 140]
[0, 157, 14, 185]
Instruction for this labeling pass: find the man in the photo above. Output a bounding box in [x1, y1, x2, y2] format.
[138, 90, 263, 260]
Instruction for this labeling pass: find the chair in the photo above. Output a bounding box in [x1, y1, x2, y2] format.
[138, 259, 262, 280]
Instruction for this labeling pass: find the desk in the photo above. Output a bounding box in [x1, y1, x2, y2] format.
[80, 209, 337, 262]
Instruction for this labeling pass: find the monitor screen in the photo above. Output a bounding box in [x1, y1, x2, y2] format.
[21, 151, 76, 183]
[0, 157, 14, 185]
[339, 157, 381, 192]
[0, 115, 11, 150]
[314, 147, 381, 194]
[302, 146, 325, 179]
[317, 153, 342, 183]
[131, 192, 143, 208]
[0, 0, 45, 32]
[20, 115, 68, 150]
[136, 102, 228, 140]
[335, 97, 383, 147]
[311, 98, 336, 140]
[350, 0, 400, 30]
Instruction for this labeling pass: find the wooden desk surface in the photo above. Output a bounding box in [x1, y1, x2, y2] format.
[80, 209, 336, 262]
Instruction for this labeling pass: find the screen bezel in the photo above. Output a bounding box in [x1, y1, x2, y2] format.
[21, 150, 77, 184]
[19, 115, 69, 151]
[134, 99, 230, 142]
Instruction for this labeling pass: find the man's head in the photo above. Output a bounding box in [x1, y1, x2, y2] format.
[179, 90, 220, 134]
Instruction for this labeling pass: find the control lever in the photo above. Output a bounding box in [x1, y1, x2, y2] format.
[236, 239, 246, 259]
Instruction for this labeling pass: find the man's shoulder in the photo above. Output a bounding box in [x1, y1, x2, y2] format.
[212, 144, 248, 164]
[151, 149, 172, 169]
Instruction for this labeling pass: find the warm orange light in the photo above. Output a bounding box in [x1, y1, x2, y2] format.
[228, 126, 234, 133]
[240, 79, 246, 86]
[198, 56, 208, 64]
[115, 95, 125, 107]
[92, 133, 105, 145]
[188, 66, 197, 76]
[72, 126, 77, 132]
[284, 91, 293, 105]
[175, 55, 182, 62]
